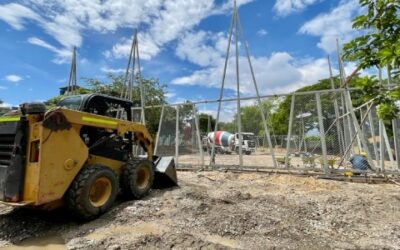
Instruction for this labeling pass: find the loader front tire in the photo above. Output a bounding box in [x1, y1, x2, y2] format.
[121, 159, 154, 199]
[66, 165, 118, 220]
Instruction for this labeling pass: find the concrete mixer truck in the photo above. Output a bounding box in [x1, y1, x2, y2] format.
[206, 131, 256, 155]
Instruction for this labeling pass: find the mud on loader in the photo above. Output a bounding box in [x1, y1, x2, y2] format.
[0, 94, 177, 219]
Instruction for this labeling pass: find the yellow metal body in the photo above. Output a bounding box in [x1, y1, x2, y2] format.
[2, 108, 154, 207]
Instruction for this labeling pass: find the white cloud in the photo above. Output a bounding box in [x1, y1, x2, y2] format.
[299, 0, 360, 53]
[176, 31, 227, 67]
[1, 0, 257, 64]
[101, 67, 126, 74]
[5, 74, 23, 82]
[172, 51, 338, 95]
[165, 92, 176, 99]
[0, 3, 41, 30]
[106, 32, 161, 60]
[104, 0, 256, 60]
[172, 29, 331, 94]
[257, 29, 268, 36]
[0, 102, 13, 107]
[274, 0, 320, 16]
[27, 37, 72, 63]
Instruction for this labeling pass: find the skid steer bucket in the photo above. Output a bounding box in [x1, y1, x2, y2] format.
[153, 156, 178, 188]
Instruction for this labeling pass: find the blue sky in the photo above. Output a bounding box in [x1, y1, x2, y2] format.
[0, 0, 363, 109]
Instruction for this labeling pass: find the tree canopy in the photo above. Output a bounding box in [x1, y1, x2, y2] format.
[343, 0, 400, 120]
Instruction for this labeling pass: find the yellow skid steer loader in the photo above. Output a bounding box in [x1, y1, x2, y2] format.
[0, 94, 177, 219]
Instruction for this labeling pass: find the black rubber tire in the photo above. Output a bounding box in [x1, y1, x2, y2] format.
[120, 159, 154, 199]
[66, 165, 119, 220]
[245, 151, 252, 155]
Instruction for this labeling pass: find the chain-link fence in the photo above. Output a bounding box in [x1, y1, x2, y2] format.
[147, 88, 399, 176]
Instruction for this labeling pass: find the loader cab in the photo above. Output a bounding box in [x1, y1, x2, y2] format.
[58, 94, 137, 161]
[57, 94, 135, 121]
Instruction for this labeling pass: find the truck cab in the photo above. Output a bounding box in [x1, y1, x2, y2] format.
[234, 132, 256, 155]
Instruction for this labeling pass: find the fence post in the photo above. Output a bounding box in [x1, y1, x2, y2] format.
[285, 94, 296, 168]
[154, 105, 165, 156]
[193, 104, 204, 168]
[368, 109, 379, 162]
[379, 120, 385, 171]
[393, 119, 400, 170]
[175, 106, 180, 167]
[316, 93, 329, 173]
[382, 120, 395, 164]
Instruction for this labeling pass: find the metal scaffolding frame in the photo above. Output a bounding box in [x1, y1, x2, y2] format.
[209, 0, 276, 168]
[151, 87, 399, 176]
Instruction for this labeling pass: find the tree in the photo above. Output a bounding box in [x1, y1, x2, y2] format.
[198, 113, 215, 134]
[269, 77, 364, 136]
[343, 0, 400, 120]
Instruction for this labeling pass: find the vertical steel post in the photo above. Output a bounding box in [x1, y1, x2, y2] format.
[387, 66, 400, 169]
[236, 13, 277, 168]
[209, 7, 235, 167]
[393, 119, 400, 170]
[154, 105, 165, 156]
[382, 122, 395, 163]
[379, 120, 385, 171]
[336, 40, 359, 154]
[285, 95, 296, 168]
[193, 104, 204, 168]
[344, 90, 375, 167]
[132, 30, 146, 125]
[234, 3, 243, 168]
[340, 93, 351, 155]
[175, 106, 180, 166]
[327, 56, 344, 155]
[67, 47, 77, 95]
[378, 68, 395, 165]
[368, 109, 379, 163]
[316, 93, 329, 173]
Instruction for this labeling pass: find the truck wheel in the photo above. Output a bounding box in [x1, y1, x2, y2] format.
[121, 159, 154, 199]
[245, 151, 251, 155]
[66, 165, 118, 220]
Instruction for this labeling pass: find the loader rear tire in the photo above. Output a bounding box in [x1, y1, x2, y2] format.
[66, 165, 118, 220]
[121, 159, 154, 199]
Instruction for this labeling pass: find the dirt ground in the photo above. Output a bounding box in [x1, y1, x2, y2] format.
[178, 152, 399, 171]
[0, 171, 399, 250]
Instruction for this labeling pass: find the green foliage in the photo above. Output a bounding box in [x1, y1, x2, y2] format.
[343, 0, 400, 73]
[269, 77, 364, 136]
[198, 113, 215, 134]
[343, 0, 400, 120]
[218, 121, 236, 133]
